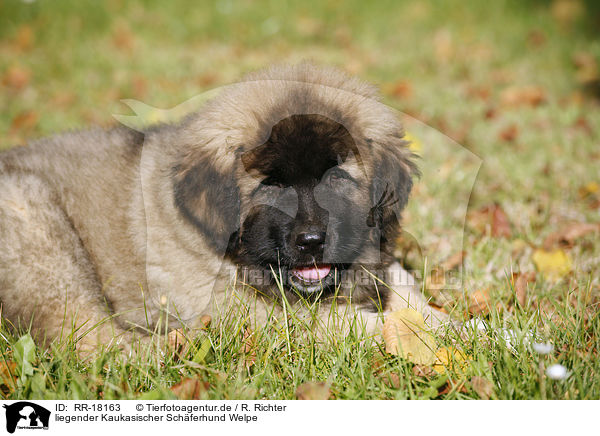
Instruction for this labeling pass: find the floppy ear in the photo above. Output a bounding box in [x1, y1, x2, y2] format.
[368, 145, 417, 248]
[173, 155, 241, 256]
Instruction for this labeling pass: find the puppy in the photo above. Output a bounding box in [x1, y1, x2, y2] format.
[0, 64, 447, 351]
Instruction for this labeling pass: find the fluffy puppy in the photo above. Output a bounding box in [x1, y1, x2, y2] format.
[0, 64, 446, 351]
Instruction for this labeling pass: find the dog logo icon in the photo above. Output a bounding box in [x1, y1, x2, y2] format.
[2, 402, 50, 433]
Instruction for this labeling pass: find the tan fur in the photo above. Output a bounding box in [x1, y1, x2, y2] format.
[0, 64, 447, 352]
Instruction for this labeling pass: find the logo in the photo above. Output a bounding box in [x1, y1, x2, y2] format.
[2, 402, 50, 433]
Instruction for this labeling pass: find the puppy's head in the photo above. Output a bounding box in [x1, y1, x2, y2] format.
[172, 65, 416, 298]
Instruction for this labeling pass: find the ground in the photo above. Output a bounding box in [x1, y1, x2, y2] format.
[0, 0, 599, 399]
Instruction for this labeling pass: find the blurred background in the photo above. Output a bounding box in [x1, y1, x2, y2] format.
[1, 0, 599, 284]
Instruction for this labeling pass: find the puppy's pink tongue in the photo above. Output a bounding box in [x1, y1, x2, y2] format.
[293, 265, 331, 281]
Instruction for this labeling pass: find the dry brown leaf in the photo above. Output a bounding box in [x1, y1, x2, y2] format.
[242, 327, 256, 369]
[14, 25, 34, 52]
[543, 222, 600, 249]
[484, 107, 498, 120]
[468, 204, 512, 238]
[513, 272, 536, 307]
[112, 21, 135, 52]
[466, 85, 491, 101]
[296, 382, 331, 400]
[0, 360, 17, 396]
[383, 372, 401, 388]
[382, 309, 437, 365]
[469, 288, 491, 315]
[437, 379, 468, 397]
[500, 86, 546, 107]
[441, 251, 465, 270]
[200, 314, 212, 328]
[572, 116, 593, 136]
[551, 0, 584, 26]
[386, 80, 413, 99]
[412, 365, 437, 378]
[2, 65, 31, 90]
[471, 376, 494, 400]
[491, 205, 512, 238]
[573, 52, 599, 84]
[527, 30, 546, 47]
[499, 124, 519, 142]
[10, 111, 38, 133]
[167, 328, 189, 360]
[170, 378, 210, 399]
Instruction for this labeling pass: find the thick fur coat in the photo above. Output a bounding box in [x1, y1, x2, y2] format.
[0, 64, 446, 351]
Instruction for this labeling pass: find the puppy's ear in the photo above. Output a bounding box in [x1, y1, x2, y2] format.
[368, 144, 418, 248]
[173, 156, 241, 256]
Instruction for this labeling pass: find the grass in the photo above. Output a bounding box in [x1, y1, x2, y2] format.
[0, 0, 599, 399]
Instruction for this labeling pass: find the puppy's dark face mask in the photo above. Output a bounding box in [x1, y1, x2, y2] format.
[231, 114, 378, 295]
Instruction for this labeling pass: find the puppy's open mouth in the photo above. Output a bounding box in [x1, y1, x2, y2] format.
[289, 264, 334, 293]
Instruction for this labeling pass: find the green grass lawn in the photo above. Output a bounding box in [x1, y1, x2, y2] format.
[0, 0, 599, 399]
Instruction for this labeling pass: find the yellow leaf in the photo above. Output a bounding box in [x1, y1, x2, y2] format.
[532, 249, 572, 280]
[432, 347, 468, 374]
[382, 309, 437, 365]
[404, 132, 422, 154]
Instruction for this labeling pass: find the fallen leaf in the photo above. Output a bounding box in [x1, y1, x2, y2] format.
[572, 116, 593, 136]
[382, 309, 437, 365]
[543, 222, 600, 249]
[513, 272, 536, 306]
[170, 378, 210, 399]
[437, 379, 468, 396]
[0, 361, 17, 396]
[167, 329, 189, 360]
[10, 110, 38, 133]
[466, 85, 491, 101]
[441, 251, 465, 270]
[532, 248, 572, 280]
[14, 25, 34, 52]
[2, 65, 31, 90]
[197, 72, 219, 88]
[386, 80, 413, 99]
[551, 0, 584, 27]
[199, 314, 212, 328]
[469, 288, 491, 315]
[412, 365, 437, 378]
[490, 205, 512, 238]
[578, 182, 599, 199]
[242, 327, 256, 369]
[527, 30, 546, 47]
[573, 52, 599, 84]
[383, 372, 401, 388]
[467, 204, 512, 238]
[499, 124, 519, 142]
[500, 86, 546, 107]
[432, 347, 468, 374]
[112, 21, 135, 52]
[296, 382, 331, 400]
[484, 107, 498, 120]
[471, 376, 494, 400]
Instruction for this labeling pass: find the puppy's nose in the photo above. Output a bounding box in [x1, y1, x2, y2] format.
[295, 232, 326, 252]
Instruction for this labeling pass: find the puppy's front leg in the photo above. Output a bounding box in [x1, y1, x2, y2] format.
[384, 262, 450, 330]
